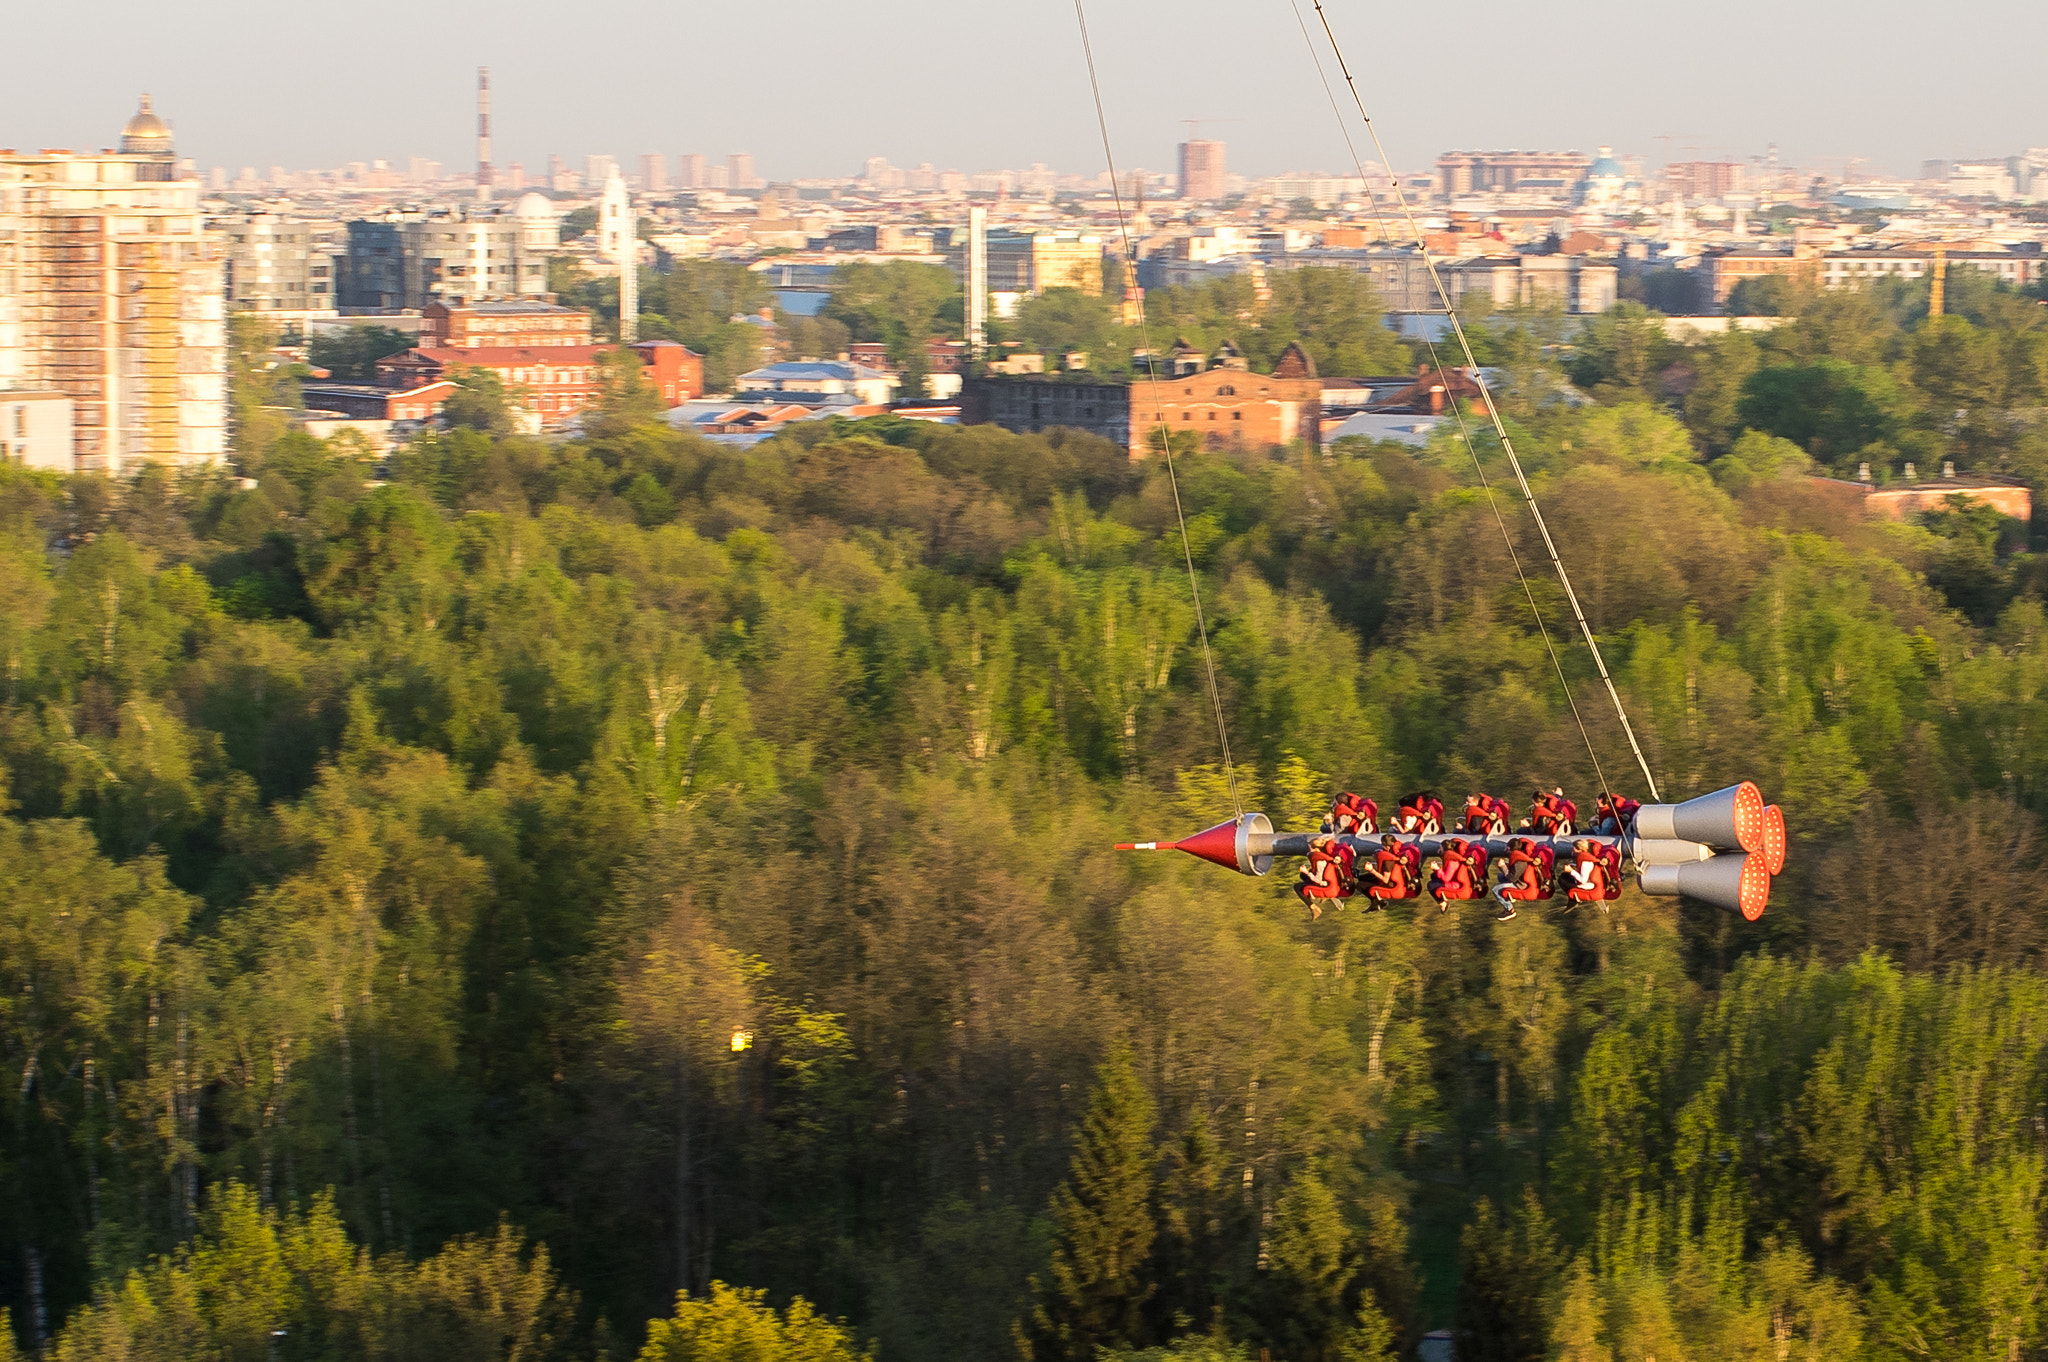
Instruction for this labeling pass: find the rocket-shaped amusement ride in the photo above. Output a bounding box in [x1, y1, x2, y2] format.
[1118, 782, 1787, 919]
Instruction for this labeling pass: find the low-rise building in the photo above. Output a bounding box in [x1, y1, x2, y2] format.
[377, 338, 700, 426]
[422, 300, 593, 349]
[735, 360, 898, 408]
[961, 343, 1322, 460]
[0, 391, 75, 470]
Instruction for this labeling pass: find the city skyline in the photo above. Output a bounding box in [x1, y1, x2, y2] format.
[2, 0, 2041, 185]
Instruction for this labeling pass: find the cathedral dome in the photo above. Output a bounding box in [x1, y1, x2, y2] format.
[119, 94, 173, 155]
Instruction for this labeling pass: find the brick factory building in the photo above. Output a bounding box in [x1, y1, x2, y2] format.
[961, 342, 1322, 459]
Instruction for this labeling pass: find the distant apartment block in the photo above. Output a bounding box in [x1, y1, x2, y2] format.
[1437, 150, 1593, 197]
[221, 214, 345, 314]
[640, 153, 668, 193]
[1178, 139, 1227, 201]
[971, 230, 1104, 302]
[0, 97, 226, 471]
[729, 153, 759, 191]
[1665, 161, 1744, 200]
[336, 193, 558, 311]
[678, 154, 706, 189]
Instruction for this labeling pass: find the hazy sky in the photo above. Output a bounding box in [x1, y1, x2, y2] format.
[3, 0, 2037, 183]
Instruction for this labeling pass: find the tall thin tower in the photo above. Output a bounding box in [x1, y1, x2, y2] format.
[601, 172, 638, 342]
[476, 67, 494, 202]
[966, 205, 987, 361]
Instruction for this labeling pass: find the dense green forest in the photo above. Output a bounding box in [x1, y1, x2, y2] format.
[6, 269, 2048, 1360]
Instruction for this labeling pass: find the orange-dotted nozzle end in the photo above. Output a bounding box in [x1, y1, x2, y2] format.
[1761, 804, 1786, 875]
[1739, 854, 1771, 921]
[1731, 782, 1766, 853]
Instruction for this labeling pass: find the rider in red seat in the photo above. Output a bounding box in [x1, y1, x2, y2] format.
[1395, 792, 1443, 835]
[1326, 792, 1378, 837]
[1461, 792, 1510, 835]
[1564, 839, 1620, 904]
[1528, 788, 1576, 836]
[1360, 836, 1420, 904]
[1295, 834, 1355, 919]
[1592, 793, 1641, 837]
[1492, 837, 1551, 920]
[1429, 838, 1483, 910]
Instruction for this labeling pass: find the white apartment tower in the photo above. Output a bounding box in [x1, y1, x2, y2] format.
[599, 173, 637, 341]
[0, 96, 226, 472]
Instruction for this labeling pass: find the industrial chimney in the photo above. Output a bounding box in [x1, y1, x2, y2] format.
[476, 67, 494, 203]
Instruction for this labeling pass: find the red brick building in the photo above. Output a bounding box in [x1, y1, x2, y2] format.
[961, 342, 1323, 459]
[421, 300, 594, 349]
[377, 336, 702, 425]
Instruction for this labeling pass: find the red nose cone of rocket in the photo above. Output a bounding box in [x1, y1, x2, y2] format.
[1173, 818, 1247, 874]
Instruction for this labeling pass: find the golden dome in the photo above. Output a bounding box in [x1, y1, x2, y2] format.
[119, 94, 173, 154]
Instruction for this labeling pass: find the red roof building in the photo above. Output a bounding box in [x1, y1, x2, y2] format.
[376, 338, 703, 424]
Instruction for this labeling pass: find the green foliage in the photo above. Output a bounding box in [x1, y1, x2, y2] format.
[1738, 357, 1913, 465]
[639, 1282, 870, 1362]
[1022, 1048, 1160, 1360]
[1724, 274, 1805, 317]
[821, 261, 960, 372]
[307, 325, 415, 382]
[229, 314, 302, 470]
[12, 281, 2048, 1360]
[46, 1183, 570, 1361]
[444, 363, 522, 436]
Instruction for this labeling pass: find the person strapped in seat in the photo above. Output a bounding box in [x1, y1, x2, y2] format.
[1324, 792, 1378, 837]
[1428, 837, 1488, 911]
[1358, 835, 1422, 906]
[1563, 839, 1623, 906]
[1294, 834, 1356, 920]
[1492, 837, 1555, 920]
[1394, 791, 1443, 836]
[1592, 792, 1640, 837]
[1527, 787, 1577, 836]
[1460, 792, 1511, 836]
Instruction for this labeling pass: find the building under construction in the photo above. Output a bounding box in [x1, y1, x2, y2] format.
[0, 96, 226, 472]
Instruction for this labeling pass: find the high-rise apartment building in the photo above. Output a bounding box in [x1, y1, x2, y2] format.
[1436, 150, 1594, 197]
[678, 154, 705, 189]
[1666, 161, 1744, 200]
[639, 153, 668, 193]
[221, 214, 344, 314]
[729, 153, 757, 190]
[584, 154, 617, 191]
[335, 194, 558, 312]
[0, 96, 225, 471]
[1178, 139, 1227, 201]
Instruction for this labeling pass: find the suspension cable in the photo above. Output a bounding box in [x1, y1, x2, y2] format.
[1075, 0, 1242, 814]
[1284, 0, 1611, 804]
[1302, 0, 1662, 804]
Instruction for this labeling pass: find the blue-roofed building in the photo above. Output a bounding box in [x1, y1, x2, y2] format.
[735, 360, 899, 407]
